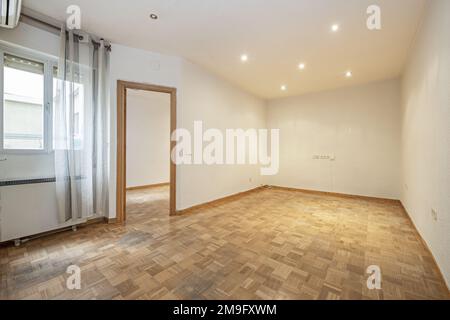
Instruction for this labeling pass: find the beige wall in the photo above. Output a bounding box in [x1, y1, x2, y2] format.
[400, 0, 450, 286]
[126, 89, 170, 188]
[266, 79, 401, 199]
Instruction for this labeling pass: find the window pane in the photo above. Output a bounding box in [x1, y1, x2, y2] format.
[53, 66, 85, 150]
[3, 53, 45, 150]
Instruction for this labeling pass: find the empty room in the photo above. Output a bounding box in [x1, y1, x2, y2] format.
[0, 0, 449, 308]
[125, 88, 172, 222]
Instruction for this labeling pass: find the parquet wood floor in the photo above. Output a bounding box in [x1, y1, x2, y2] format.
[0, 186, 448, 300]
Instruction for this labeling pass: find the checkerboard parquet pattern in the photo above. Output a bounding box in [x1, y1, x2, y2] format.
[0, 186, 448, 300]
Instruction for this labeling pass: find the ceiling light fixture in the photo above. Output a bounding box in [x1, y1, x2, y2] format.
[149, 13, 158, 20]
[240, 54, 249, 62]
[298, 63, 306, 70]
[281, 85, 287, 91]
[331, 24, 340, 32]
[345, 71, 353, 78]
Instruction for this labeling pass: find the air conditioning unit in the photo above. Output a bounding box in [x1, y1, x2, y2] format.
[0, 0, 22, 29]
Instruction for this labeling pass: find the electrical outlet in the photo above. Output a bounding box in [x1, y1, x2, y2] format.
[313, 155, 335, 160]
[249, 178, 252, 183]
[431, 209, 438, 222]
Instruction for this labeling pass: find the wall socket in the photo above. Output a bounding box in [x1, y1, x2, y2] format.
[431, 208, 438, 222]
[312, 155, 336, 161]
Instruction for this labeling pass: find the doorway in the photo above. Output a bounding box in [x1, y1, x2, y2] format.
[116, 81, 177, 223]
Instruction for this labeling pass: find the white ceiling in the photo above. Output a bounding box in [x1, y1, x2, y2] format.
[24, 0, 426, 99]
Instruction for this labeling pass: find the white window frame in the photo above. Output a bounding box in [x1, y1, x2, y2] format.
[0, 43, 57, 155]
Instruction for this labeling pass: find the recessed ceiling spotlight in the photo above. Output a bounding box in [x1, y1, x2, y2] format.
[149, 13, 158, 20]
[331, 24, 340, 32]
[298, 63, 306, 70]
[240, 54, 249, 62]
[345, 71, 353, 78]
[281, 85, 287, 91]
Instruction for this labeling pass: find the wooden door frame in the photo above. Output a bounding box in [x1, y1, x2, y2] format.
[116, 80, 177, 223]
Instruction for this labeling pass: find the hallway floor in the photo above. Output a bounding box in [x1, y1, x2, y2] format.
[0, 186, 448, 300]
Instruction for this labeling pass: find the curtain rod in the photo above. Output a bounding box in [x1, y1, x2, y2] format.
[20, 11, 111, 51]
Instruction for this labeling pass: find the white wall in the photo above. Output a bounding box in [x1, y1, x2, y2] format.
[266, 79, 401, 200]
[177, 60, 266, 210]
[126, 89, 170, 188]
[0, 22, 59, 57]
[108, 45, 267, 214]
[400, 0, 450, 286]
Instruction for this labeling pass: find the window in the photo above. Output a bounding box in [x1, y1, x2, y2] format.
[52, 66, 85, 150]
[0, 46, 56, 153]
[3, 53, 45, 150]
